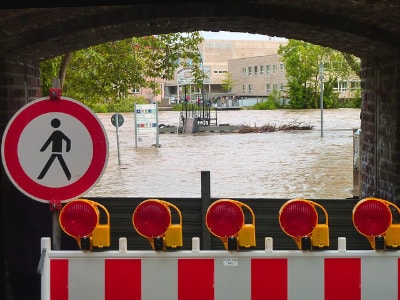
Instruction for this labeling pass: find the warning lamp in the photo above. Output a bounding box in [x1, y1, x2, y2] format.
[206, 199, 256, 250]
[279, 199, 329, 250]
[132, 199, 182, 251]
[353, 197, 400, 249]
[59, 199, 110, 250]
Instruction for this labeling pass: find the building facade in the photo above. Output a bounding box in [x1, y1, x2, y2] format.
[164, 38, 287, 101]
[229, 54, 287, 98]
[163, 38, 360, 104]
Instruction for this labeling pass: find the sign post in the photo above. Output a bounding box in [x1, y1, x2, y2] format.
[111, 113, 124, 166]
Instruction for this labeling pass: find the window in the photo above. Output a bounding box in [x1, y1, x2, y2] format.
[280, 83, 285, 91]
[248, 84, 253, 94]
[266, 84, 271, 93]
[280, 63, 284, 71]
[248, 66, 252, 75]
[350, 81, 360, 90]
[273, 84, 278, 91]
[242, 68, 247, 76]
[273, 65, 277, 73]
[266, 65, 271, 75]
[260, 65, 265, 75]
[254, 66, 258, 75]
[242, 85, 246, 93]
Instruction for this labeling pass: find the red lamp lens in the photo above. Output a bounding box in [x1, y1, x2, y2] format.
[279, 200, 318, 237]
[353, 199, 391, 236]
[133, 200, 171, 238]
[60, 200, 98, 238]
[206, 201, 244, 237]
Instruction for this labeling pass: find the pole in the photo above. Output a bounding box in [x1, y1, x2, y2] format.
[134, 104, 138, 148]
[319, 63, 324, 137]
[116, 113, 121, 166]
[51, 77, 62, 250]
[155, 102, 160, 148]
[201, 171, 211, 250]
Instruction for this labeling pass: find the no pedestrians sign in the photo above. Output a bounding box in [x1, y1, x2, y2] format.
[1, 97, 108, 203]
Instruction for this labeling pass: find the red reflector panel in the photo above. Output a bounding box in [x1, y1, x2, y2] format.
[353, 199, 391, 236]
[133, 201, 171, 238]
[280, 200, 318, 237]
[60, 201, 98, 237]
[206, 201, 244, 237]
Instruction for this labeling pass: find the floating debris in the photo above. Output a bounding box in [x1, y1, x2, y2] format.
[238, 121, 314, 133]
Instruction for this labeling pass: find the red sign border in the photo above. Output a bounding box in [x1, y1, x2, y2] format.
[1, 97, 108, 203]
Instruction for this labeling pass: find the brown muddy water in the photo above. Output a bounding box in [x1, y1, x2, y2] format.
[84, 108, 361, 199]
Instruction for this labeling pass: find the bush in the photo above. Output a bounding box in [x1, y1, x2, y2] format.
[253, 98, 277, 110]
[106, 95, 148, 112]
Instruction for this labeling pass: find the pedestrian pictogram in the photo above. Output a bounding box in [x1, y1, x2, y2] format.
[1, 97, 108, 203]
[38, 118, 72, 181]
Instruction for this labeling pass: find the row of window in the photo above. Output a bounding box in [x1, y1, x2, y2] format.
[334, 81, 360, 91]
[242, 83, 286, 94]
[241, 80, 360, 94]
[242, 63, 284, 76]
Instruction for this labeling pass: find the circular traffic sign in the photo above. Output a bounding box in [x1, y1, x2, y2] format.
[111, 113, 124, 127]
[1, 97, 108, 203]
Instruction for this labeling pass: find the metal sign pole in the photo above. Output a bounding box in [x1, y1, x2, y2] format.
[134, 104, 138, 148]
[319, 63, 324, 137]
[155, 103, 160, 148]
[51, 78, 62, 250]
[52, 206, 61, 250]
[115, 113, 121, 166]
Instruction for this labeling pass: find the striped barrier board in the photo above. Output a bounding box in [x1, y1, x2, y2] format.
[40, 237, 400, 300]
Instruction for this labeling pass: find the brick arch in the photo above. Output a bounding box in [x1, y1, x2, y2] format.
[1, 2, 399, 61]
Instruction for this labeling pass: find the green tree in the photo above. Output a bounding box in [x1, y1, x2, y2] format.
[221, 72, 234, 94]
[278, 40, 360, 109]
[40, 32, 205, 111]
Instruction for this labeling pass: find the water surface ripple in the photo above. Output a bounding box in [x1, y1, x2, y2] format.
[85, 108, 361, 199]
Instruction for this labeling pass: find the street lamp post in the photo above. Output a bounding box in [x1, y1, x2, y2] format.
[319, 63, 324, 137]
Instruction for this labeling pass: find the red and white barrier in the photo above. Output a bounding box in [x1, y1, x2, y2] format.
[40, 237, 400, 300]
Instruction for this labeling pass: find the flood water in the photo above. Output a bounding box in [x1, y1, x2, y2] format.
[84, 108, 361, 199]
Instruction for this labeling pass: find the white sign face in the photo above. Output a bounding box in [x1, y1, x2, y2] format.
[18, 112, 92, 187]
[135, 104, 158, 139]
[1, 97, 108, 203]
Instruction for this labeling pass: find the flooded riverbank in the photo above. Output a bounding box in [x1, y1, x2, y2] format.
[84, 108, 361, 199]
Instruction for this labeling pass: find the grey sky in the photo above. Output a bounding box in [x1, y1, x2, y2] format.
[200, 31, 287, 41]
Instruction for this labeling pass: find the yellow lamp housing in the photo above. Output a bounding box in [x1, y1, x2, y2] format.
[352, 197, 400, 250]
[279, 199, 329, 250]
[206, 199, 256, 251]
[59, 199, 110, 251]
[132, 199, 183, 251]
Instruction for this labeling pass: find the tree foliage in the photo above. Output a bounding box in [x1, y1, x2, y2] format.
[278, 40, 360, 109]
[221, 72, 234, 93]
[40, 32, 205, 111]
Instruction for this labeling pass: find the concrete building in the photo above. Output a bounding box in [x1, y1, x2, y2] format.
[164, 38, 360, 104]
[229, 54, 287, 98]
[164, 38, 287, 101]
